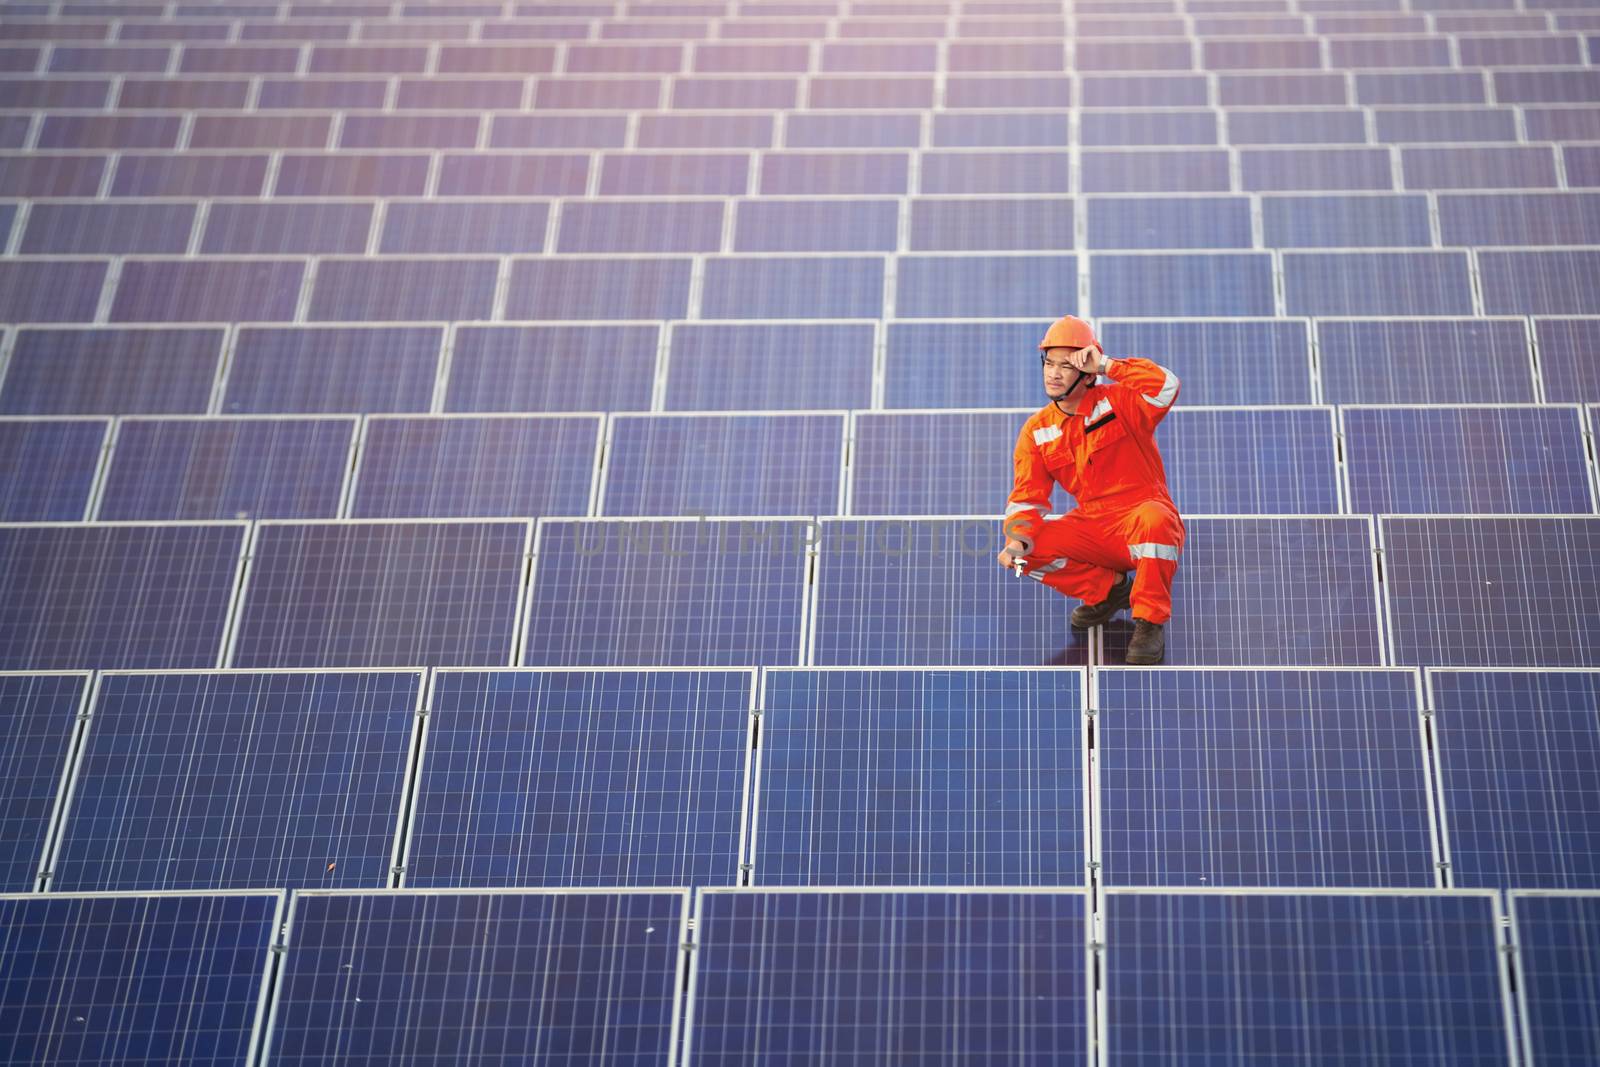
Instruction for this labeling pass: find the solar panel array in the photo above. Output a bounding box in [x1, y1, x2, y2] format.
[2, 0, 1598, 1058]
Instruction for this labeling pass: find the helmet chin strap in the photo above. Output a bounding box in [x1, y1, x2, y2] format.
[1048, 369, 1094, 405]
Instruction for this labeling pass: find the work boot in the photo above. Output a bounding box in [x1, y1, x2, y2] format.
[1070, 573, 1131, 629]
[1125, 619, 1166, 665]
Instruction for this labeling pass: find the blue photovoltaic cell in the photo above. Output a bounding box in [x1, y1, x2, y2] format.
[1511, 892, 1600, 1066]
[524, 519, 809, 667]
[21, 202, 196, 254]
[1097, 319, 1313, 405]
[0, 523, 244, 671]
[732, 199, 898, 253]
[1081, 149, 1230, 194]
[1261, 194, 1434, 248]
[1079, 110, 1217, 147]
[688, 890, 1088, 1065]
[435, 153, 588, 197]
[1479, 251, 1600, 316]
[665, 322, 875, 411]
[351, 415, 598, 519]
[0, 419, 105, 520]
[1102, 891, 1514, 1064]
[110, 259, 304, 323]
[231, 521, 529, 669]
[1284, 252, 1474, 316]
[883, 320, 1055, 409]
[2, 327, 223, 416]
[51, 670, 421, 892]
[930, 111, 1070, 147]
[0, 892, 278, 1066]
[636, 112, 774, 148]
[1089, 254, 1276, 317]
[1097, 669, 1434, 887]
[1343, 406, 1593, 514]
[1437, 192, 1600, 248]
[602, 414, 843, 517]
[0, 260, 106, 323]
[1239, 147, 1394, 192]
[760, 151, 909, 194]
[265, 891, 683, 1065]
[379, 200, 551, 255]
[447, 324, 657, 413]
[308, 258, 498, 322]
[1401, 145, 1559, 190]
[754, 669, 1084, 885]
[1081, 73, 1206, 108]
[850, 410, 1060, 516]
[1227, 108, 1366, 145]
[1383, 518, 1600, 668]
[557, 200, 723, 253]
[908, 197, 1074, 252]
[223, 326, 443, 415]
[811, 518, 1090, 667]
[895, 255, 1076, 318]
[785, 112, 921, 147]
[97, 418, 354, 520]
[1158, 408, 1340, 514]
[200, 201, 372, 255]
[113, 154, 272, 199]
[1430, 671, 1600, 891]
[944, 75, 1070, 109]
[918, 151, 1071, 195]
[598, 151, 748, 195]
[505, 257, 692, 320]
[406, 669, 752, 887]
[1100, 517, 1383, 667]
[1086, 196, 1252, 250]
[700, 256, 884, 318]
[1316, 319, 1535, 404]
[487, 113, 629, 148]
[1537, 319, 1600, 403]
[0, 673, 85, 891]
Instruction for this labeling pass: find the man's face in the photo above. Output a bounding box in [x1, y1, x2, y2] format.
[1043, 345, 1095, 403]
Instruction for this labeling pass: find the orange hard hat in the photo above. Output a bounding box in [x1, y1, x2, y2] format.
[1038, 315, 1100, 352]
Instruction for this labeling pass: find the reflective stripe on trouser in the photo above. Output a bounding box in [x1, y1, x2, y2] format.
[1018, 498, 1184, 624]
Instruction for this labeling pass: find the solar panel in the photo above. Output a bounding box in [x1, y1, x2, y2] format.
[1100, 889, 1516, 1064]
[919, 150, 1072, 194]
[1342, 405, 1595, 514]
[664, 321, 874, 410]
[0, 891, 280, 1066]
[601, 413, 844, 516]
[0, 522, 245, 671]
[1374, 107, 1519, 144]
[1285, 251, 1476, 316]
[223, 325, 442, 415]
[258, 77, 388, 109]
[896, 254, 1077, 317]
[599, 151, 749, 195]
[506, 257, 692, 320]
[274, 152, 427, 196]
[435, 152, 589, 196]
[1261, 193, 1434, 248]
[1479, 250, 1600, 315]
[0, 418, 106, 520]
[0, 259, 107, 323]
[1382, 517, 1600, 668]
[810, 517, 1090, 666]
[109, 258, 303, 323]
[96, 416, 354, 521]
[50, 669, 422, 891]
[1080, 109, 1218, 147]
[379, 200, 552, 254]
[404, 668, 753, 887]
[1427, 669, 1600, 890]
[230, 520, 530, 669]
[350, 414, 599, 519]
[929, 111, 1069, 147]
[1096, 668, 1436, 887]
[446, 323, 657, 413]
[784, 111, 922, 148]
[524, 517, 808, 666]
[700, 256, 884, 318]
[944, 73, 1071, 107]
[2, 326, 223, 417]
[0, 673, 86, 891]
[1099, 516, 1383, 667]
[20, 202, 195, 255]
[1159, 407, 1341, 513]
[1081, 72, 1205, 107]
[908, 197, 1071, 252]
[263, 889, 685, 1065]
[1536, 317, 1600, 403]
[487, 113, 629, 148]
[308, 257, 498, 322]
[1086, 196, 1252, 250]
[1096, 319, 1314, 405]
[1227, 108, 1367, 145]
[753, 668, 1085, 884]
[195, 200, 369, 255]
[759, 150, 909, 193]
[732, 198, 897, 253]
[883, 319, 1056, 409]
[672, 74, 798, 109]
[1315, 318, 1536, 404]
[0, 154, 106, 198]
[636, 112, 774, 148]
[1508, 891, 1600, 1067]
[686, 889, 1089, 1064]
[851, 409, 1044, 515]
[1082, 148, 1231, 193]
[1402, 145, 1559, 190]
[1090, 253, 1276, 317]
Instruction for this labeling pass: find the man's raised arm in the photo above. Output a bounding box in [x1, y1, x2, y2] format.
[1103, 357, 1181, 430]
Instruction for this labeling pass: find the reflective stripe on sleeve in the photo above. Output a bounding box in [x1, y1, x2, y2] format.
[1128, 542, 1180, 562]
[1142, 369, 1179, 409]
[1005, 501, 1048, 517]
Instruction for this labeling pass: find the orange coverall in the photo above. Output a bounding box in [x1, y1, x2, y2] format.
[1004, 357, 1184, 624]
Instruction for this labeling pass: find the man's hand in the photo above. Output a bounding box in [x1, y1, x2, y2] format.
[1064, 344, 1107, 377]
[996, 540, 1029, 569]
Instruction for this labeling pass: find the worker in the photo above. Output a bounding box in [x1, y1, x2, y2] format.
[996, 315, 1184, 665]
